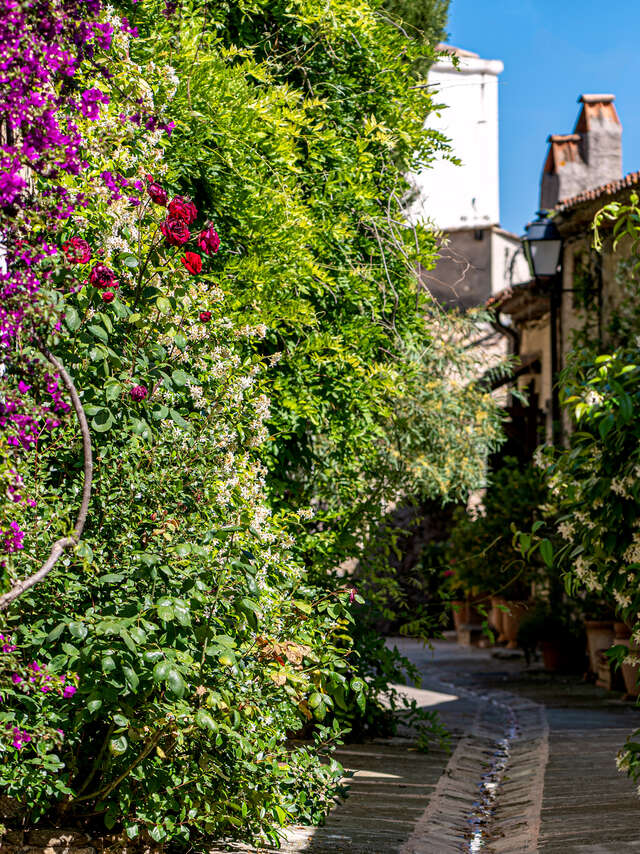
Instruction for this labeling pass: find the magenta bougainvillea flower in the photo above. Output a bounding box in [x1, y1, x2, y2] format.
[181, 252, 202, 274]
[199, 310, 212, 322]
[168, 196, 197, 224]
[130, 385, 148, 402]
[89, 262, 118, 289]
[79, 88, 110, 120]
[147, 180, 167, 206]
[197, 226, 220, 255]
[62, 237, 91, 264]
[160, 215, 190, 245]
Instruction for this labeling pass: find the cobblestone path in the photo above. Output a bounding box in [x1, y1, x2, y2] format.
[212, 637, 640, 853]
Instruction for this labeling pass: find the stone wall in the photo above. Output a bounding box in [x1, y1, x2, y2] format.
[0, 830, 160, 854]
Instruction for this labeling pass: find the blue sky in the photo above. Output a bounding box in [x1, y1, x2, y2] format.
[447, 0, 639, 235]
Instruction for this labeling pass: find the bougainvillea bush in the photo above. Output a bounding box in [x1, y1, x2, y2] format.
[0, 5, 354, 846]
[1, 0, 504, 846]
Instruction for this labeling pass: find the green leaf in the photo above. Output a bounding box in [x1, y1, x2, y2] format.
[171, 369, 188, 387]
[68, 621, 88, 640]
[169, 409, 190, 430]
[156, 598, 174, 622]
[65, 306, 81, 331]
[152, 660, 171, 682]
[92, 407, 114, 432]
[166, 668, 186, 697]
[598, 413, 615, 439]
[149, 826, 166, 843]
[129, 626, 146, 644]
[46, 622, 66, 642]
[308, 692, 323, 708]
[195, 709, 216, 732]
[104, 380, 122, 402]
[539, 538, 554, 568]
[156, 296, 172, 314]
[113, 713, 129, 728]
[87, 698, 102, 714]
[172, 599, 191, 626]
[123, 666, 139, 692]
[109, 735, 128, 755]
[151, 403, 169, 421]
[88, 324, 108, 343]
[121, 254, 139, 268]
[101, 654, 117, 673]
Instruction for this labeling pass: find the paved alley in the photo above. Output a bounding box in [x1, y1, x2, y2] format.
[212, 637, 640, 854]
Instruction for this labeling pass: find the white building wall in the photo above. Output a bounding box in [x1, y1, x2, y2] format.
[408, 50, 504, 231]
[490, 229, 531, 295]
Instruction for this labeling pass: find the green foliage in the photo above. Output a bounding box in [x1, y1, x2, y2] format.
[127, 0, 503, 736]
[521, 195, 640, 790]
[2, 0, 505, 844]
[381, 0, 449, 52]
[446, 458, 547, 599]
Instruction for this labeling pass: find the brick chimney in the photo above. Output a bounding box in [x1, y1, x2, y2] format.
[540, 94, 622, 210]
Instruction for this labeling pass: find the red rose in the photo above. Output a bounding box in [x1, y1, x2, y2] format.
[199, 310, 212, 322]
[197, 226, 220, 256]
[101, 291, 115, 303]
[89, 262, 118, 289]
[62, 237, 91, 264]
[168, 196, 197, 224]
[160, 215, 190, 246]
[181, 252, 202, 274]
[147, 181, 167, 206]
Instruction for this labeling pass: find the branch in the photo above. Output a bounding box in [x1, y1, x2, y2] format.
[0, 348, 93, 611]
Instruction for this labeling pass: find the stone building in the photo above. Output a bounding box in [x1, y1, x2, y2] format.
[490, 94, 639, 448]
[407, 44, 530, 309]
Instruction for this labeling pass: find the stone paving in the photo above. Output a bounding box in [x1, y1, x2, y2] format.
[212, 637, 640, 854]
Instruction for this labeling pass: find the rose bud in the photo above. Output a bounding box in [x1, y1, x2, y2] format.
[147, 181, 167, 205]
[199, 310, 212, 322]
[101, 290, 115, 302]
[197, 226, 220, 255]
[181, 252, 202, 274]
[168, 195, 197, 224]
[160, 215, 190, 246]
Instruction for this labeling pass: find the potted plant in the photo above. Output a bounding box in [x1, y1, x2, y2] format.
[583, 610, 616, 675]
[517, 600, 586, 670]
[445, 458, 547, 644]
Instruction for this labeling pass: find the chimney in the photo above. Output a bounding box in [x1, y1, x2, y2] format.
[575, 94, 622, 188]
[539, 94, 622, 210]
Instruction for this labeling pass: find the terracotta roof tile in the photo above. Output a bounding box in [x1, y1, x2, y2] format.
[555, 170, 640, 212]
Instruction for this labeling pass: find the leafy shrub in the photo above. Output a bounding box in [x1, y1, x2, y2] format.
[445, 458, 547, 600]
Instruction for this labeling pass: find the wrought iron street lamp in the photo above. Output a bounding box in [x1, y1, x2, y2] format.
[522, 214, 563, 279]
[521, 213, 564, 445]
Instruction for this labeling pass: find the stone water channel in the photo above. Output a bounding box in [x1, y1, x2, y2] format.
[212, 637, 640, 854]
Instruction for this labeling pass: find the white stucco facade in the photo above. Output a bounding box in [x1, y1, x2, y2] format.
[408, 48, 503, 231]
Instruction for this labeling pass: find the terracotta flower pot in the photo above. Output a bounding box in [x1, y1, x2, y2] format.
[614, 622, 631, 640]
[584, 620, 615, 674]
[489, 596, 505, 641]
[617, 638, 640, 697]
[493, 596, 509, 643]
[502, 600, 531, 650]
[466, 592, 489, 627]
[451, 600, 467, 630]
[540, 640, 562, 672]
